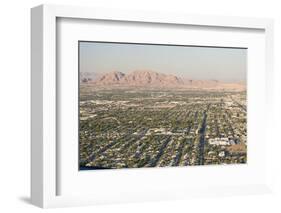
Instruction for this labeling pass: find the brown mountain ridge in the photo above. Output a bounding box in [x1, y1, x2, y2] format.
[81, 70, 245, 91]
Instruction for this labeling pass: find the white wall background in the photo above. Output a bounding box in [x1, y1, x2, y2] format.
[0, 0, 280, 212]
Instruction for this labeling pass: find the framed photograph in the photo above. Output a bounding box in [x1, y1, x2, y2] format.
[78, 41, 248, 170]
[31, 4, 274, 208]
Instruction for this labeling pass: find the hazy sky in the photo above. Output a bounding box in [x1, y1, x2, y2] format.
[79, 41, 247, 82]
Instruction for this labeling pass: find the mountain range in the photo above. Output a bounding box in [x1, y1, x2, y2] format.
[80, 70, 245, 91]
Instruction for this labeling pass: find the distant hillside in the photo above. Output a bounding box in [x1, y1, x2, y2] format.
[98, 71, 125, 84]
[91, 70, 184, 86]
[80, 70, 246, 91]
[80, 72, 101, 83]
[124, 70, 184, 86]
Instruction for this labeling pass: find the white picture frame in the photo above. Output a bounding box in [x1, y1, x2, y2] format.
[31, 4, 274, 208]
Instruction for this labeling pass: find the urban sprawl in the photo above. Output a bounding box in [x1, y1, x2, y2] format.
[79, 86, 247, 169]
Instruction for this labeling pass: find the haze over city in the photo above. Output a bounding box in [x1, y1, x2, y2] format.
[79, 41, 247, 82]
